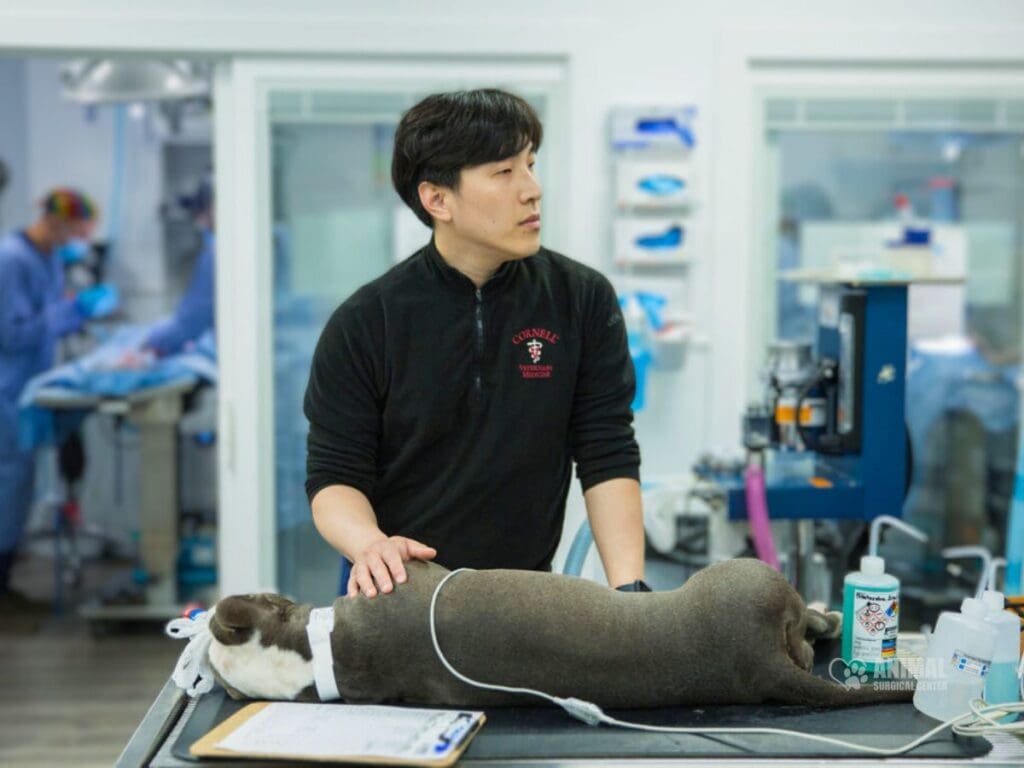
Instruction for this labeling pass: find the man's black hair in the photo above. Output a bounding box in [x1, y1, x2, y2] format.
[392, 88, 543, 227]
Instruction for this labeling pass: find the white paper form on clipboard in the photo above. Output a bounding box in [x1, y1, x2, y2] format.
[190, 701, 486, 766]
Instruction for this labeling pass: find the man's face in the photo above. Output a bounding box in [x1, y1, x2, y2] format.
[51, 215, 96, 245]
[196, 207, 215, 233]
[444, 145, 542, 260]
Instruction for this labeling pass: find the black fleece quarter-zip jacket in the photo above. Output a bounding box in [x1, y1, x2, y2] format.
[304, 238, 640, 571]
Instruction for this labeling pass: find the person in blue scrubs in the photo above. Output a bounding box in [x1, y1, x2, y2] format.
[144, 178, 215, 356]
[0, 188, 100, 605]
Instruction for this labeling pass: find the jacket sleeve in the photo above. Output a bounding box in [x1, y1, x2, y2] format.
[569, 273, 641, 491]
[304, 293, 385, 504]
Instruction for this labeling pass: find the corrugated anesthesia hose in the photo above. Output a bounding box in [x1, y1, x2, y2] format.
[745, 457, 780, 571]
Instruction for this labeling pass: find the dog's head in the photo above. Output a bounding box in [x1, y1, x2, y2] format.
[206, 593, 319, 701]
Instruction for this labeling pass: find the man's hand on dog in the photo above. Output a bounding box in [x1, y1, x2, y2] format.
[348, 536, 437, 598]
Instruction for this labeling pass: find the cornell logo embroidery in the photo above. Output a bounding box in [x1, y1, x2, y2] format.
[512, 327, 558, 380]
[527, 339, 543, 363]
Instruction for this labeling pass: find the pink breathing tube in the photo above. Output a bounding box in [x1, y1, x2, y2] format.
[745, 460, 781, 571]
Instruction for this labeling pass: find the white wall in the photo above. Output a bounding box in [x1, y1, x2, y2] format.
[0, 57, 30, 231]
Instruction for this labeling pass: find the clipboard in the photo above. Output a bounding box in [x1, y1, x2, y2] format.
[190, 701, 485, 767]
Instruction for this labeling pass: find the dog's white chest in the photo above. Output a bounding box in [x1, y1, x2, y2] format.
[208, 630, 314, 700]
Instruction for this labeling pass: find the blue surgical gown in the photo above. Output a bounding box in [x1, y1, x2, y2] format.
[146, 230, 215, 356]
[0, 231, 84, 552]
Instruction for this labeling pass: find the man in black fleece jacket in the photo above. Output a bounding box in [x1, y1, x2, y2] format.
[304, 88, 645, 598]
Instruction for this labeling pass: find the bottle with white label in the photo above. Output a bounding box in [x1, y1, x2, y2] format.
[841, 516, 927, 672]
[980, 589, 1022, 717]
[841, 555, 901, 672]
[913, 598, 998, 721]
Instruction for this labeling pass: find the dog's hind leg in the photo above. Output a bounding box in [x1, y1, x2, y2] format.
[783, 607, 815, 672]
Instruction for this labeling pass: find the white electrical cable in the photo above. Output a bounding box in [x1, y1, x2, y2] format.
[428, 568, 1024, 757]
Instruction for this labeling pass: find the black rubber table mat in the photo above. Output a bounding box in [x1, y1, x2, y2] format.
[171, 638, 998, 762]
[459, 699, 991, 760]
[171, 689, 992, 762]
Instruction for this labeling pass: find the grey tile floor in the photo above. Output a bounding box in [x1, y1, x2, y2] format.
[0, 554, 180, 767]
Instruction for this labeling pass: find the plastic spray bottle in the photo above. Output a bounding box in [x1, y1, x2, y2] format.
[842, 515, 928, 672]
[934, 547, 1020, 720]
[913, 597, 997, 721]
[979, 558, 1022, 717]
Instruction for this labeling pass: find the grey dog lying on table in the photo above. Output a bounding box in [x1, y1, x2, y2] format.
[200, 558, 912, 708]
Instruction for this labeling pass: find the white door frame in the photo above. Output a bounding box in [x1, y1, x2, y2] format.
[711, 26, 1024, 451]
[215, 57, 570, 595]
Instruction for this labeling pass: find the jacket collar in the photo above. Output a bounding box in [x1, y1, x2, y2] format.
[423, 236, 525, 296]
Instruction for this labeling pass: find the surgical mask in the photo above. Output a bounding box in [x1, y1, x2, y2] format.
[57, 238, 90, 265]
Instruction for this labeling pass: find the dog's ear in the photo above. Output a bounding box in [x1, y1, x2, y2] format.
[210, 595, 261, 645]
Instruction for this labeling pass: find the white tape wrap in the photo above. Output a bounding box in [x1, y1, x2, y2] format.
[166, 609, 216, 697]
[306, 606, 341, 701]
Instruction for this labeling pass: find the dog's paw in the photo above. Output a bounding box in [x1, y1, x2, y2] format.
[804, 607, 843, 640]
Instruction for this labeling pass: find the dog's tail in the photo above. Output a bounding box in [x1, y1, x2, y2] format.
[768, 660, 915, 706]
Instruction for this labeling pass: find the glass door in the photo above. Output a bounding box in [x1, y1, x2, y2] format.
[760, 93, 1024, 587]
[215, 59, 567, 600]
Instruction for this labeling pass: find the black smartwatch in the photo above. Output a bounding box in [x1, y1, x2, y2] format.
[615, 579, 652, 593]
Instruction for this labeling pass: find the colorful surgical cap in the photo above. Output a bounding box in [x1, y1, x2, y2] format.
[41, 188, 98, 221]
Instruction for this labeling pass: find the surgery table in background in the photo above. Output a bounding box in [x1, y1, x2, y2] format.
[33, 377, 198, 623]
[116, 635, 1024, 767]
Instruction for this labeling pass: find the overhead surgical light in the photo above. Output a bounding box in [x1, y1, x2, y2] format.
[60, 59, 209, 105]
[941, 138, 963, 163]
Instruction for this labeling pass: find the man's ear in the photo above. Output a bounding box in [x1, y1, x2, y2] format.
[417, 181, 452, 224]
